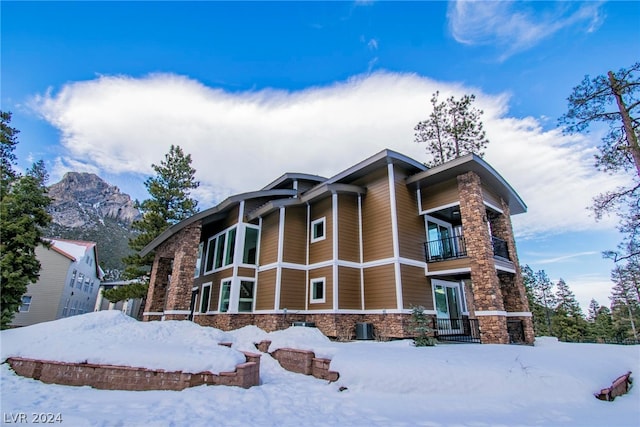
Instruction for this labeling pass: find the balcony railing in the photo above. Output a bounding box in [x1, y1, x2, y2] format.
[433, 318, 481, 343]
[491, 236, 510, 260]
[424, 235, 467, 262]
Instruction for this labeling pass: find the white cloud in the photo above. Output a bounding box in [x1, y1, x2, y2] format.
[30, 71, 626, 238]
[447, 1, 605, 59]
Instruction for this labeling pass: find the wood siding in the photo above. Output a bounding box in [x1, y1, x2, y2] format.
[420, 179, 459, 212]
[222, 205, 240, 228]
[11, 247, 69, 326]
[337, 194, 360, 263]
[338, 266, 361, 309]
[279, 268, 306, 310]
[308, 265, 333, 310]
[362, 264, 396, 309]
[256, 269, 277, 310]
[282, 206, 307, 265]
[236, 267, 256, 278]
[309, 197, 333, 265]
[427, 257, 471, 272]
[482, 184, 502, 209]
[259, 211, 280, 266]
[401, 264, 433, 310]
[394, 168, 426, 261]
[358, 168, 394, 262]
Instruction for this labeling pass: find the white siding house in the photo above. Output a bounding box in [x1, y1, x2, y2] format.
[11, 239, 104, 327]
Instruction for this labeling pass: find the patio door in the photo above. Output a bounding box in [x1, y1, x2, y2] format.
[433, 279, 462, 332]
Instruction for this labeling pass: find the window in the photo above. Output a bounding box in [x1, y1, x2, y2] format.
[238, 280, 254, 312]
[311, 217, 326, 243]
[84, 277, 90, 292]
[90, 280, 95, 294]
[194, 242, 204, 277]
[219, 280, 231, 313]
[70, 300, 78, 316]
[200, 284, 211, 313]
[19, 295, 32, 312]
[310, 278, 326, 304]
[204, 227, 238, 273]
[62, 298, 70, 316]
[70, 269, 77, 287]
[242, 227, 259, 264]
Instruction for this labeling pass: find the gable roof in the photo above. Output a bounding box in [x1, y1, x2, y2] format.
[44, 238, 105, 279]
[405, 153, 527, 215]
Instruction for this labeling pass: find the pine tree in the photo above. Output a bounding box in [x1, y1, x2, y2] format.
[0, 112, 52, 328]
[531, 270, 556, 336]
[122, 145, 200, 282]
[610, 265, 640, 341]
[586, 301, 615, 343]
[552, 279, 587, 341]
[522, 265, 549, 336]
[415, 92, 489, 167]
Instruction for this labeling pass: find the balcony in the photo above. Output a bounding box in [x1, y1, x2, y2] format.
[424, 235, 511, 263]
[424, 235, 467, 262]
[491, 236, 510, 260]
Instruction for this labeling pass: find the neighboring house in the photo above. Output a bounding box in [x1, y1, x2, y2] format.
[11, 239, 104, 327]
[95, 280, 144, 319]
[140, 149, 534, 344]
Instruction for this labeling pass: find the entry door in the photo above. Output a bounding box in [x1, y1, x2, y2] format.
[433, 280, 462, 332]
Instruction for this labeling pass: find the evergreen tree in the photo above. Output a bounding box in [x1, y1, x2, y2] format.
[415, 91, 489, 167]
[123, 145, 200, 281]
[560, 62, 639, 262]
[586, 302, 615, 343]
[0, 112, 52, 328]
[531, 269, 556, 336]
[552, 279, 587, 341]
[609, 265, 640, 341]
[522, 265, 549, 336]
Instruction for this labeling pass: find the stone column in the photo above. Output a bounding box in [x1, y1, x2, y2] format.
[457, 171, 508, 344]
[163, 223, 202, 320]
[143, 257, 173, 321]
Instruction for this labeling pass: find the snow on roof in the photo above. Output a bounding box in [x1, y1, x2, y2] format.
[47, 238, 95, 261]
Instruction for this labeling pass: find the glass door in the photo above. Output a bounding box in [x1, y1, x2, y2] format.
[433, 280, 462, 332]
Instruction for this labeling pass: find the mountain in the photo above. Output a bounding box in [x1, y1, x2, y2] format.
[45, 172, 141, 277]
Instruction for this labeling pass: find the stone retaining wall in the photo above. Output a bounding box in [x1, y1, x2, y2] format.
[258, 341, 339, 382]
[6, 352, 261, 390]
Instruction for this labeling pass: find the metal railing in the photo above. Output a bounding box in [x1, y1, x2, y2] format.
[491, 236, 510, 260]
[424, 235, 467, 262]
[434, 318, 481, 343]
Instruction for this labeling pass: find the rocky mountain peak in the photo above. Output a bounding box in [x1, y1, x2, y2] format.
[48, 172, 141, 228]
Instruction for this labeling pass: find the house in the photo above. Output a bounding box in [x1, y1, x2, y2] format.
[140, 149, 535, 344]
[12, 239, 104, 327]
[94, 280, 145, 319]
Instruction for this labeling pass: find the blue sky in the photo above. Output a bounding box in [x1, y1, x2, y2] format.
[2, 1, 639, 310]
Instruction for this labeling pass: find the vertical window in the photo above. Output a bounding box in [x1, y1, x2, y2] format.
[62, 298, 70, 316]
[19, 295, 32, 312]
[84, 277, 90, 292]
[219, 280, 231, 313]
[225, 228, 236, 265]
[205, 238, 216, 272]
[238, 280, 254, 312]
[90, 280, 95, 294]
[311, 217, 326, 243]
[243, 227, 259, 264]
[70, 269, 77, 287]
[310, 278, 326, 303]
[195, 242, 204, 277]
[200, 284, 211, 313]
[70, 300, 78, 316]
[215, 233, 226, 269]
[76, 273, 84, 289]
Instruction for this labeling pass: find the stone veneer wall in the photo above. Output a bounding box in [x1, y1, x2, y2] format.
[144, 221, 202, 321]
[267, 346, 339, 382]
[457, 171, 509, 344]
[196, 313, 420, 340]
[6, 352, 261, 390]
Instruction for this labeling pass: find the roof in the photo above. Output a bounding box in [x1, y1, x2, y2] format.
[44, 238, 105, 280]
[405, 153, 527, 215]
[140, 149, 526, 256]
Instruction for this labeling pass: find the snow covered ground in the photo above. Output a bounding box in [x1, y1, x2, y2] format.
[1, 311, 638, 427]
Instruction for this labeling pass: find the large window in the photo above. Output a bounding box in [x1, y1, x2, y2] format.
[242, 227, 259, 264]
[200, 284, 211, 313]
[70, 269, 77, 287]
[238, 280, 255, 312]
[310, 278, 326, 304]
[311, 217, 326, 243]
[19, 295, 32, 312]
[204, 227, 237, 274]
[219, 280, 231, 313]
[194, 242, 204, 278]
[76, 273, 84, 289]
